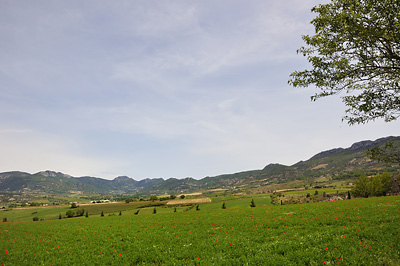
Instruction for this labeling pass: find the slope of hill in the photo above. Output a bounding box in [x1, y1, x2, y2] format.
[0, 136, 399, 196]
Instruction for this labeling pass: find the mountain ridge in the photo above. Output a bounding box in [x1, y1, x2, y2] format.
[1, 136, 399, 195]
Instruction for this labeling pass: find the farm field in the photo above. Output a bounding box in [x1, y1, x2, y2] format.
[1, 196, 400, 265]
[0, 201, 168, 222]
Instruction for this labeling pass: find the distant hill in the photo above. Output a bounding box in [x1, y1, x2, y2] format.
[0, 136, 399, 196]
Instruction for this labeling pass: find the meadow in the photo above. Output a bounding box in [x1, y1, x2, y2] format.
[1, 196, 399, 265]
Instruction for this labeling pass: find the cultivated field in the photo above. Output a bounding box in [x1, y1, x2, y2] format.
[1, 196, 399, 265]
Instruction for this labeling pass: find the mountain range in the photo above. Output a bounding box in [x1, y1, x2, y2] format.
[1, 136, 399, 196]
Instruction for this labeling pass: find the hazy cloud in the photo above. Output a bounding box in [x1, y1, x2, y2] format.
[0, 0, 398, 179]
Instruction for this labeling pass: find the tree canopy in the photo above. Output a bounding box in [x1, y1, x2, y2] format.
[289, 0, 400, 125]
[351, 173, 392, 197]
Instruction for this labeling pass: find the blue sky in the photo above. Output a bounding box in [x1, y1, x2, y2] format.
[1, 0, 398, 180]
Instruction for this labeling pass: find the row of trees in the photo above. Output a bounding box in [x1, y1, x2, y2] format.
[65, 208, 86, 218]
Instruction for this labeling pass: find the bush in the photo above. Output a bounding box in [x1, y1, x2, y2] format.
[150, 196, 158, 202]
[32, 217, 39, 221]
[75, 209, 85, 217]
[66, 210, 75, 218]
[71, 203, 78, 208]
[270, 195, 279, 206]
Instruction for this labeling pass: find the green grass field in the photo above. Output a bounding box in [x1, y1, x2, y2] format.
[1, 196, 400, 265]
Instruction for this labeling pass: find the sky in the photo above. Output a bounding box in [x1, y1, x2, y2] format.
[0, 0, 398, 180]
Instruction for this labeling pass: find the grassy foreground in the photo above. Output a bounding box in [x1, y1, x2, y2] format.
[1, 196, 400, 265]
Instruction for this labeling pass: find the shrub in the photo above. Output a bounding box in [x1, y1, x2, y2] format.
[222, 202, 226, 209]
[150, 196, 158, 202]
[32, 217, 39, 221]
[66, 210, 75, 218]
[270, 195, 279, 206]
[75, 209, 85, 217]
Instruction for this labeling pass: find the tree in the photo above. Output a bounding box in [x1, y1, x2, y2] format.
[153, 208, 157, 214]
[370, 172, 392, 196]
[351, 173, 392, 197]
[149, 196, 158, 202]
[366, 141, 400, 164]
[101, 211, 104, 217]
[289, 0, 400, 125]
[85, 211, 89, 218]
[250, 199, 256, 208]
[289, 0, 400, 163]
[196, 205, 200, 211]
[180, 195, 185, 199]
[119, 211, 122, 216]
[71, 202, 78, 208]
[352, 176, 372, 198]
[222, 202, 226, 209]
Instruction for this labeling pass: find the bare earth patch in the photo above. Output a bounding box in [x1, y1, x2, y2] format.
[312, 164, 328, 170]
[167, 198, 212, 205]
